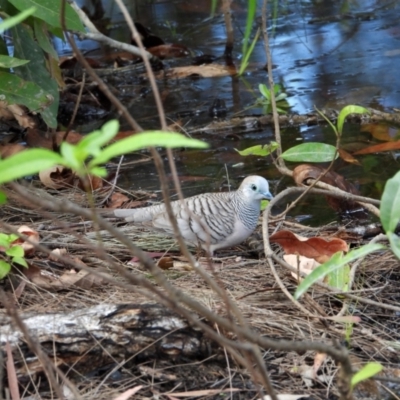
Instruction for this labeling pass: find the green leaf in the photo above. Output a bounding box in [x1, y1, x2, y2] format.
[327, 263, 349, 292]
[0, 7, 36, 32]
[33, 18, 58, 60]
[0, 233, 10, 248]
[281, 142, 338, 163]
[242, 0, 256, 56]
[337, 105, 369, 136]
[9, 0, 85, 32]
[259, 83, 270, 100]
[12, 256, 28, 268]
[12, 23, 59, 128]
[0, 260, 11, 279]
[77, 120, 119, 154]
[0, 54, 29, 68]
[351, 362, 383, 388]
[0, 71, 53, 113]
[294, 244, 385, 299]
[235, 142, 278, 157]
[387, 232, 400, 260]
[0, 191, 7, 204]
[60, 142, 83, 172]
[239, 27, 259, 76]
[0, 148, 63, 184]
[90, 131, 208, 167]
[6, 245, 24, 258]
[380, 170, 400, 233]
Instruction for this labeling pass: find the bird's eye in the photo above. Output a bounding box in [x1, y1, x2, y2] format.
[251, 184, 257, 191]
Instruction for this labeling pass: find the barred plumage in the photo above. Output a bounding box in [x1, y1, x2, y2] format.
[112, 176, 273, 255]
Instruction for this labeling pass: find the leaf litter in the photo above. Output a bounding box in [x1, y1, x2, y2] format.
[0, 184, 399, 400]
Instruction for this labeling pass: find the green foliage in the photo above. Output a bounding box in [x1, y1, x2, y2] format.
[351, 362, 383, 388]
[0, 232, 28, 279]
[380, 170, 400, 259]
[0, 120, 208, 184]
[281, 142, 338, 163]
[0, 71, 55, 117]
[242, 0, 256, 57]
[316, 105, 369, 138]
[257, 83, 290, 114]
[0, 0, 84, 128]
[12, 23, 59, 127]
[293, 244, 385, 299]
[0, 6, 35, 32]
[8, 0, 84, 32]
[235, 142, 278, 157]
[238, 28, 260, 76]
[0, 148, 63, 185]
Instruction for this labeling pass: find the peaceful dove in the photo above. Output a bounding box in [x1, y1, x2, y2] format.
[110, 175, 273, 255]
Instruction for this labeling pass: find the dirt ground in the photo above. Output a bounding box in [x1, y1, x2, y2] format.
[0, 184, 399, 400]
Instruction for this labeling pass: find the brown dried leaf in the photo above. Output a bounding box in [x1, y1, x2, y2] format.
[106, 192, 131, 208]
[337, 148, 361, 165]
[270, 230, 348, 263]
[39, 165, 75, 189]
[361, 123, 400, 141]
[0, 101, 36, 128]
[284, 254, 320, 280]
[49, 248, 67, 261]
[293, 164, 360, 212]
[12, 225, 40, 255]
[0, 143, 26, 158]
[353, 140, 400, 155]
[157, 256, 174, 270]
[77, 174, 103, 191]
[26, 128, 83, 149]
[148, 44, 189, 59]
[156, 64, 236, 79]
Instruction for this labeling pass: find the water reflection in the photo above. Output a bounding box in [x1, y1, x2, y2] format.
[58, 0, 400, 221]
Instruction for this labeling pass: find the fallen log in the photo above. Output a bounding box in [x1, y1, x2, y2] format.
[0, 303, 219, 384]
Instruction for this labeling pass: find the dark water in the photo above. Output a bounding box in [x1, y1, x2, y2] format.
[63, 0, 400, 224]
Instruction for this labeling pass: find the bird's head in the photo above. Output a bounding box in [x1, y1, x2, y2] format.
[240, 175, 273, 202]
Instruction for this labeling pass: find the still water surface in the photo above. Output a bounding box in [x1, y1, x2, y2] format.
[66, 0, 400, 224]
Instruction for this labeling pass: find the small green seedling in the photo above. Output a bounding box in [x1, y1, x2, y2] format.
[257, 83, 290, 114]
[0, 233, 28, 279]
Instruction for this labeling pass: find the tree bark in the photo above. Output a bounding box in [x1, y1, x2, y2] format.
[0, 303, 219, 383]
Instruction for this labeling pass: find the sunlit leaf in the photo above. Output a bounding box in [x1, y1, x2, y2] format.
[351, 362, 383, 388]
[259, 83, 270, 99]
[12, 256, 28, 268]
[387, 232, 400, 261]
[0, 7, 36, 33]
[281, 143, 338, 162]
[380, 170, 400, 233]
[0, 55, 29, 68]
[294, 244, 385, 299]
[0, 260, 11, 279]
[9, 0, 85, 32]
[327, 263, 349, 292]
[6, 245, 24, 258]
[90, 131, 208, 167]
[60, 142, 83, 172]
[337, 105, 369, 136]
[77, 120, 119, 153]
[235, 142, 278, 157]
[0, 149, 63, 184]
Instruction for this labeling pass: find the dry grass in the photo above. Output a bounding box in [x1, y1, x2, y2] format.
[1, 184, 399, 400]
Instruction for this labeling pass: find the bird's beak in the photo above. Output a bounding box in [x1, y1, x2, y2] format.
[263, 191, 273, 200]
